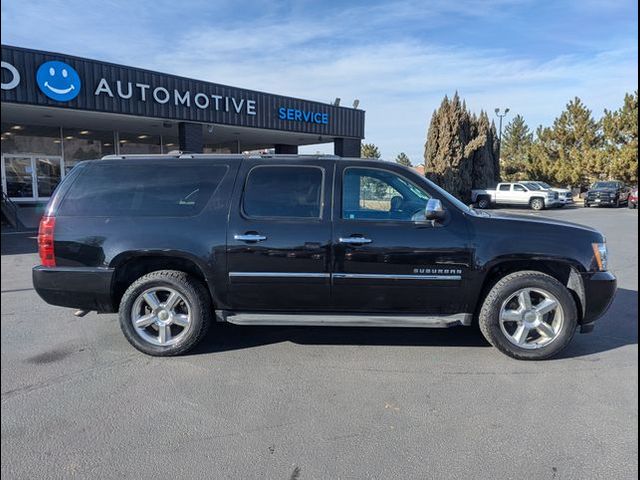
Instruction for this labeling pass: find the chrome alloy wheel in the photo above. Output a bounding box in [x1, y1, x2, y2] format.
[131, 287, 192, 346]
[499, 288, 564, 350]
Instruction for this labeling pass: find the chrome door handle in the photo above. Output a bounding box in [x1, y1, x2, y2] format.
[234, 234, 267, 242]
[339, 237, 372, 244]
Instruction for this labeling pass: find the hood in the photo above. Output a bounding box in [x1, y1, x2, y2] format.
[588, 188, 618, 193]
[478, 210, 598, 234]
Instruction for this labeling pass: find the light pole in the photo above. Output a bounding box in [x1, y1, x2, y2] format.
[494, 107, 509, 162]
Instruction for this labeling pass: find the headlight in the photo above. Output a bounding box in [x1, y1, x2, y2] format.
[592, 242, 608, 271]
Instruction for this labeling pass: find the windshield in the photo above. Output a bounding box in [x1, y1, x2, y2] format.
[423, 177, 472, 213]
[523, 182, 541, 190]
[592, 181, 619, 189]
[538, 182, 552, 189]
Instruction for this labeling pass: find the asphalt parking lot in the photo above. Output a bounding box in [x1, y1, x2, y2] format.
[1, 206, 637, 479]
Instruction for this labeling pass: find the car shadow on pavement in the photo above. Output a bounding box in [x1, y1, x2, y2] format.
[0, 232, 38, 256]
[192, 288, 637, 358]
[558, 287, 637, 359]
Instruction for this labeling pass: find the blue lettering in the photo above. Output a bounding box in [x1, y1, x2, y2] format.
[277, 106, 330, 125]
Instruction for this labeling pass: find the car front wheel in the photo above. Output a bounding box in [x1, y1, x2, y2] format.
[119, 270, 211, 356]
[478, 271, 578, 360]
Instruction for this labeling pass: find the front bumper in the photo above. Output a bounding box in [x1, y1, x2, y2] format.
[579, 270, 617, 329]
[586, 197, 618, 206]
[33, 266, 115, 312]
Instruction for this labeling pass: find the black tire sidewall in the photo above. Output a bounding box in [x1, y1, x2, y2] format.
[478, 198, 490, 209]
[118, 271, 210, 356]
[531, 199, 544, 210]
[479, 272, 578, 360]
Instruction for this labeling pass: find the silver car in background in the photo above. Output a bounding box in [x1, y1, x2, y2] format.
[525, 181, 574, 207]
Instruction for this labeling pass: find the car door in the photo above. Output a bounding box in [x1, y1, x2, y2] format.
[331, 163, 473, 315]
[495, 183, 512, 203]
[511, 183, 529, 204]
[226, 158, 333, 311]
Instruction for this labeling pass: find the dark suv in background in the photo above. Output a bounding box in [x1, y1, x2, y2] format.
[584, 181, 631, 208]
[33, 154, 616, 360]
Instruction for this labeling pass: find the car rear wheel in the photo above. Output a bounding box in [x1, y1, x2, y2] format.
[478, 271, 578, 360]
[119, 270, 211, 356]
[530, 198, 545, 211]
[477, 197, 491, 209]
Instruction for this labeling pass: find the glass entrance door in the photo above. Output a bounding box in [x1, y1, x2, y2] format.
[1, 154, 64, 201]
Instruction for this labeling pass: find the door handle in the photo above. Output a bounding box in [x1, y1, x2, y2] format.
[234, 234, 267, 242]
[339, 236, 372, 244]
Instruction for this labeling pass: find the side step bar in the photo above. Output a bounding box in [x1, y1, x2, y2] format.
[217, 312, 472, 328]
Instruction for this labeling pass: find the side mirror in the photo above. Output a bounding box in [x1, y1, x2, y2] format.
[425, 198, 446, 221]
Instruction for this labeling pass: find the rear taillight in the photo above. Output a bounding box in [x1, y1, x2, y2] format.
[38, 216, 56, 267]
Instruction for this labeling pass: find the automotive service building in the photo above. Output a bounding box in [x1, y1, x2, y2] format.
[1, 45, 365, 206]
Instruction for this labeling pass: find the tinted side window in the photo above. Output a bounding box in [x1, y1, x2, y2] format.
[513, 184, 526, 192]
[498, 184, 511, 191]
[342, 167, 430, 221]
[58, 162, 227, 217]
[243, 166, 323, 218]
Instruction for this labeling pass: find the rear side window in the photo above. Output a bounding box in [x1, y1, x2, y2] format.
[243, 166, 323, 218]
[58, 162, 227, 217]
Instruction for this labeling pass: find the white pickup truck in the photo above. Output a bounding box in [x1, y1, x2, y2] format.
[472, 182, 560, 210]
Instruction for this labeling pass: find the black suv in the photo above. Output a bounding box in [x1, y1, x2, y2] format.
[33, 154, 616, 360]
[584, 181, 631, 208]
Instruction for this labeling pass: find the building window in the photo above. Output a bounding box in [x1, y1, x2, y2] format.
[118, 132, 161, 155]
[1, 123, 62, 156]
[62, 128, 115, 173]
[161, 136, 179, 153]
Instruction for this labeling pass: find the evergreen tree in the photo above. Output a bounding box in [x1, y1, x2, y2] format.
[361, 143, 381, 159]
[602, 91, 638, 184]
[470, 111, 500, 189]
[424, 93, 499, 201]
[395, 152, 412, 166]
[545, 97, 603, 188]
[501, 114, 533, 181]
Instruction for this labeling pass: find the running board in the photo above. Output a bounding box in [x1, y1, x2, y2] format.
[217, 311, 472, 328]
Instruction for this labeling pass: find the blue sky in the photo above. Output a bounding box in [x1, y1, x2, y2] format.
[1, 0, 637, 162]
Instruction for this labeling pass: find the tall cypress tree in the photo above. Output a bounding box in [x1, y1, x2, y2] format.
[424, 94, 499, 201]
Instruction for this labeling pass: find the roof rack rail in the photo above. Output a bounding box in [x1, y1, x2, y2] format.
[100, 153, 352, 161]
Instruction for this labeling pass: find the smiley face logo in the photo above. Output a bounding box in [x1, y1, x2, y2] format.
[36, 61, 81, 101]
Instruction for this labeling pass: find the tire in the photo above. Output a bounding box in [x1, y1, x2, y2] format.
[530, 198, 545, 211]
[584, 202, 590, 208]
[478, 271, 578, 360]
[118, 270, 212, 356]
[477, 196, 491, 209]
[614, 199, 620, 208]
